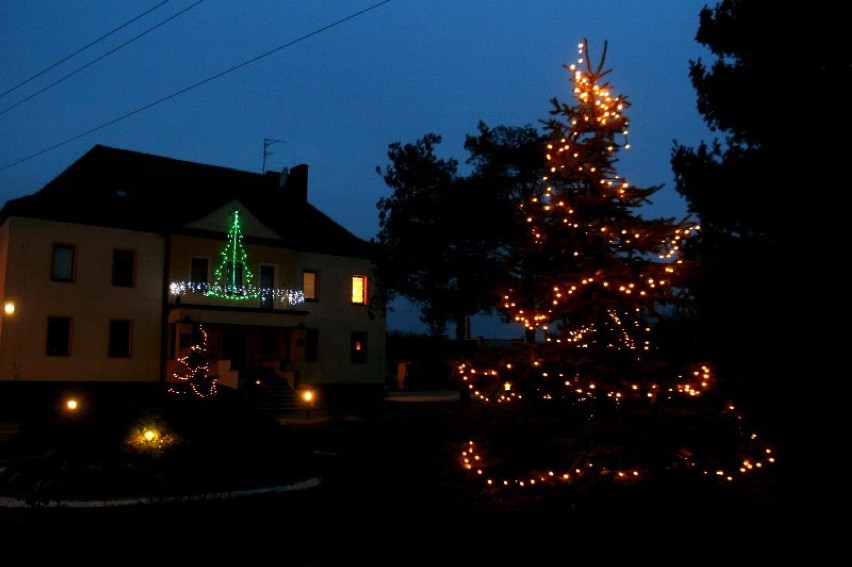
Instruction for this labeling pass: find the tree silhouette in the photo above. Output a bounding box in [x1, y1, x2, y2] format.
[669, 0, 849, 439]
[375, 124, 545, 339]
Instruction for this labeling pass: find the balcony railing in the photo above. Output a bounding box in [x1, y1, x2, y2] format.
[169, 281, 305, 308]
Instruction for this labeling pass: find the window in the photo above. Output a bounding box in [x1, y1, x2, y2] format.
[350, 332, 368, 363]
[112, 250, 135, 287]
[46, 317, 71, 356]
[190, 257, 209, 285]
[259, 264, 275, 309]
[306, 329, 319, 362]
[225, 263, 244, 292]
[303, 270, 318, 301]
[108, 320, 132, 358]
[52, 244, 75, 282]
[351, 275, 367, 305]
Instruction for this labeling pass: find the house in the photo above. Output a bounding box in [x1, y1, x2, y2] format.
[0, 145, 386, 405]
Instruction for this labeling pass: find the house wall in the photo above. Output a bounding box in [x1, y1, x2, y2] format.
[0, 217, 165, 382]
[167, 234, 299, 309]
[296, 251, 386, 387]
[0, 211, 387, 390]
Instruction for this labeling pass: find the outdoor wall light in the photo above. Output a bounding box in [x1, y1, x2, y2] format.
[3, 302, 14, 315]
[65, 398, 78, 411]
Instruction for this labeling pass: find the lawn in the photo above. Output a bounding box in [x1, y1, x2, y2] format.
[0, 388, 794, 563]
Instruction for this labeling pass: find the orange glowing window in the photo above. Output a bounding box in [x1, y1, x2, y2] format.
[351, 275, 367, 305]
[303, 270, 319, 301]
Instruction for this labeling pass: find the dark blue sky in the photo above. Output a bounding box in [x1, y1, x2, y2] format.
[0, 1, 713, 337]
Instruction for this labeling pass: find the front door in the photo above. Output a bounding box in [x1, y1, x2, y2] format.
[221, 328, 248, 382]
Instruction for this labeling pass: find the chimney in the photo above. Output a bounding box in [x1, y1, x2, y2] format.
[280, 164, 308, 204]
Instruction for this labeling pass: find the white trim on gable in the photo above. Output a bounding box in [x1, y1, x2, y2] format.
[183, 199, 282, 239]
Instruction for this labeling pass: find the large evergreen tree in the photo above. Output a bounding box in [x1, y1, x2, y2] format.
[503, 38, 696, 361]
[456, 40, 776, 494]
[670, 1, 848, 437]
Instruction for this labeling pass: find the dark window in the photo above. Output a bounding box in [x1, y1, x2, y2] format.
[108, 320, 132, 357]
[52, 244, 75, 282]
[112, 250, 135, 287]
[306, 329, 319, 363]
[350, 331, 368, 364]
[46, 317, 71, 356]
[225, 263, 244, 293]
[260, 264, 275, 309]
[190, 257, 209, 284]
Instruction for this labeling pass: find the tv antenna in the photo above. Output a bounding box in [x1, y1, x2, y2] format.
[262, 138, 286, 173]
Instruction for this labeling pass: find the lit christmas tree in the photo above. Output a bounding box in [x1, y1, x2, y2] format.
[169, 325, 218, 398]
[207, 208, 256, 299]
[456, 40, 776, 493]
[506, 39, 696, 358]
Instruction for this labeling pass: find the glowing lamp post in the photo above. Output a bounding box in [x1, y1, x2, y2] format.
[302, 389, 314, 419]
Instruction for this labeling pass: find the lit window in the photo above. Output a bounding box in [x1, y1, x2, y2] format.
[303, 270, 318, 301]
[52, 244, 75, 282]
[351, 331, 368, 363]
[351, 275, 367, 305]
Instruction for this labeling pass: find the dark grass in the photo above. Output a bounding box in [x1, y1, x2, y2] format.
[0, 391, 796, 563]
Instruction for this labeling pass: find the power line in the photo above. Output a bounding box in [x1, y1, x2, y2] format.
[0, 0, 392, 173]
[0, 0, 173, 100]
[0, 0, 206, 117]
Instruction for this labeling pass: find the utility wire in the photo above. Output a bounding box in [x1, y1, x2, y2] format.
[0, 0, 392, 172]
[0, 0, 173, 100]
[0, 0, 205, 117]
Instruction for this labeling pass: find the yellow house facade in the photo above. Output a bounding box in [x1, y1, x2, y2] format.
[0, 145, 386, 399]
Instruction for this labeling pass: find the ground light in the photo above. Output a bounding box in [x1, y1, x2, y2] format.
[302, 389, 314, 419]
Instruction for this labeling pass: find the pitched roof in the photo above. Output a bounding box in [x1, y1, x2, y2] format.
[0, 145, 373, 258]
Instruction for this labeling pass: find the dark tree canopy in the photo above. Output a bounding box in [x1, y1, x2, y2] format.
[374, 125, 545, 339]
[671, 0, 850, 439]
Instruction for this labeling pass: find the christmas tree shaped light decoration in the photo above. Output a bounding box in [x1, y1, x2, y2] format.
[169, 325, 218, 398]
[206, 208, 257, 300]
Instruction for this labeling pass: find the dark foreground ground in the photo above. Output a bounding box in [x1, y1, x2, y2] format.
[0, 391, 797, 564]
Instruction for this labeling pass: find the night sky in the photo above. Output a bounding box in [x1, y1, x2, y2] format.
[0, 1, 713, 336]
